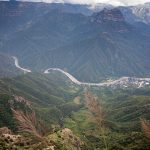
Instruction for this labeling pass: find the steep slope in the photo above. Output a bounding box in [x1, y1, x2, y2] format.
[0, 73, 80, 106]
[0, 73, 150, 149]
[0, 72, 84, 149]
[0, 53, 21, 77]
[64, 88, 150, 149]
[0, 1, 150, 82]
[0, 73, 82, 131]
[0, 0, 91, 36]
[120, 5, 150, 24]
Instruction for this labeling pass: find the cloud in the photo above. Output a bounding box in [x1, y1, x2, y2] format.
[2, 0, 150, 6]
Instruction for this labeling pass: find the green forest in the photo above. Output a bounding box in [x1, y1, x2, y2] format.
[0, 73, 150, 149]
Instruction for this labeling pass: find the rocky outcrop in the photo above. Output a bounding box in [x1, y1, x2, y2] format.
[91, 8, 125, 23]
[47, 128, 84, 150]
[120, 5, 150, 24]
[0, 127, 12, 135]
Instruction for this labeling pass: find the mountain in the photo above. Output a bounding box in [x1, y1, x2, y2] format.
[0, 73, 82, 130]
[0, 72, 150, 149]
[120, 5, 150, 24]
[145, 2, 150, 6]
[0, 1, 93, 36]
[87, 3, 150, 25]
[87, 3, 113, 12]
[0, 72, 85, 148]
[91, 8, 125, 22]
[0, 1, 150, 149]
[0, 1, 150, 82]
[0, 53, 21, 77]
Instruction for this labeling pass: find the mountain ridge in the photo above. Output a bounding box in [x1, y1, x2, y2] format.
[0, 1, 150, 82]
[0, 1, 150, 149]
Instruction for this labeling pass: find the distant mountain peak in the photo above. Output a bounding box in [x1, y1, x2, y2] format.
[91, 8, 125, 23]
[144, 2, 150, 6]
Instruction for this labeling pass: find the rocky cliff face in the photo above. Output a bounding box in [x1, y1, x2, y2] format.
[91, 8, 125, 23]
[120, 5, 150, 24]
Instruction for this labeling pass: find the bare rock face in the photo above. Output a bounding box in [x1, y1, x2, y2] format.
[120, 5, 150, 24]
[91, 8, 125, 23]
[8, 95, 32, 110]
[0, 127, 12, 135]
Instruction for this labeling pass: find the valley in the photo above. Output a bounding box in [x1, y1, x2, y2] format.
[0, 1, 150, 150]
[0, 1, 150, 82]
[13, 56, 150, 88]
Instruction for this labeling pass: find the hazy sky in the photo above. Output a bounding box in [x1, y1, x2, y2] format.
[1, 0, 150, 6]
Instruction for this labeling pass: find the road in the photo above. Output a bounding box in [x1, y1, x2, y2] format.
[12, 56, 150, 87]
[44, 68, 150, 87]
[44, 68, 108, 86]
[12, 56, 32, 73]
